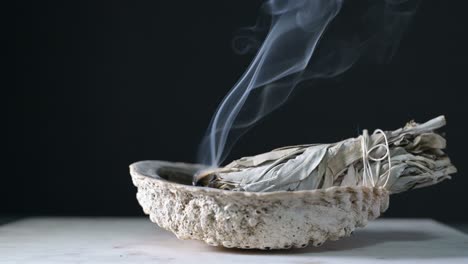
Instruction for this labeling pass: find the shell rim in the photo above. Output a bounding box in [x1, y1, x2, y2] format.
[130, 160, 386, 198]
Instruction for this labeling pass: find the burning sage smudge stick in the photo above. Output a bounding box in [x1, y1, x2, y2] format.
[194, 116, 456, 193]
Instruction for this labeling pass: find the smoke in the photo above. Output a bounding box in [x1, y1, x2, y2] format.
[198, 0, 420, 167]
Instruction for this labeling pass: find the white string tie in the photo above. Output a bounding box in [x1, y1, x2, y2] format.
[361, 129, 392, 188]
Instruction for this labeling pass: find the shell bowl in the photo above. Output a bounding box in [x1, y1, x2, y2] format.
[130, 160, 389, 249]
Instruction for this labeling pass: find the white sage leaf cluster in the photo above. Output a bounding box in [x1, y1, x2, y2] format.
[195, 116, 456, 194]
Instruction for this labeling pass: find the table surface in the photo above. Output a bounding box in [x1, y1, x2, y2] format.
[1, 218, 467, 264]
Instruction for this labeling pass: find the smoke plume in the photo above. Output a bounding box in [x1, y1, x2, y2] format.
[198, 0, 420, 166]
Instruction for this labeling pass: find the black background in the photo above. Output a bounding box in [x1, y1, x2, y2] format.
[6, 0, 468, 221]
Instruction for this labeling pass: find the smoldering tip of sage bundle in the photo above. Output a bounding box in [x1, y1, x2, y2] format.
[194, 116, 457, 194]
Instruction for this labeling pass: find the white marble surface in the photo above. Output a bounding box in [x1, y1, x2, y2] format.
[0, 218, 467, 264]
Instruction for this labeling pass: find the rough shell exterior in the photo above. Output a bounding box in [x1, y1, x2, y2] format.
[130, 161, 390, 249]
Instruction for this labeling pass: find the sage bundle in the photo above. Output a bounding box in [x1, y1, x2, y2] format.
[194, 116, 457, 194]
